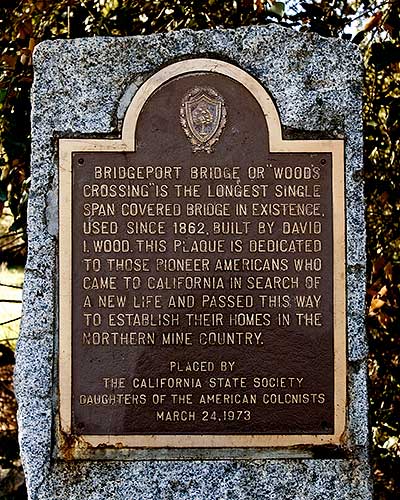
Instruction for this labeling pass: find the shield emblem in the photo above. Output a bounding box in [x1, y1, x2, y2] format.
[180, 87, 227, 153]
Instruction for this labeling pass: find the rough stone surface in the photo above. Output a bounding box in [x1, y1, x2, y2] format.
[15, 25, 371, 499]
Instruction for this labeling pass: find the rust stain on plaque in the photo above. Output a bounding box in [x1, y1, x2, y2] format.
[59, 59, 346, 455]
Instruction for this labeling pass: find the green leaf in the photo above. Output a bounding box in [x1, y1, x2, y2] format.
[352, 30, 366, 45]
[268, 2, 285, 19]
[0, 88, 7, 104]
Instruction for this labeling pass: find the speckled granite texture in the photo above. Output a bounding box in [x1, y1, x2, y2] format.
[15, 25, 371, 499]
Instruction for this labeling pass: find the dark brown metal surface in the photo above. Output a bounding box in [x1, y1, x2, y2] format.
[71, 72, 334, 436]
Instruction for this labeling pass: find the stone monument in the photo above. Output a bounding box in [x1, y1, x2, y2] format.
[16, 25, 372, 499]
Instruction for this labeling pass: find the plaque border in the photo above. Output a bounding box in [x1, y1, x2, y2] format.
[58, 58, 346, 457]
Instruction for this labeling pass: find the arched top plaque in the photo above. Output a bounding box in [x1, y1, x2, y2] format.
[58, 58, 346, 459]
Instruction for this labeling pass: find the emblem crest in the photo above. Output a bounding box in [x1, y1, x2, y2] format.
[180, 87, 227, 153]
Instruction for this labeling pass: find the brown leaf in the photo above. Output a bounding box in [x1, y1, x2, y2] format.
[1, 55, 17, 69]
[372, 255, 386, 276]
[17, 19, 33, 40]
[378, 191, 389, 205]
[369, 296, 386, 316]
[391, 61, 400, 73]
[378, 285, 388, 297]
[384, 21, 395, 37]
[363, 11, 383, 32]
[28, 37, 36, 52]
[384, 262, 393, 282]
[255, 0, 265, 14]
[20, 47, 32, 66]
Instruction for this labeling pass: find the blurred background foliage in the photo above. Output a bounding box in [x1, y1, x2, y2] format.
[0, 0, 399, 498]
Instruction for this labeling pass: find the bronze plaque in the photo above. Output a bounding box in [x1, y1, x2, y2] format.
[59, 59, 346, 455]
